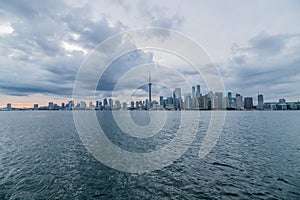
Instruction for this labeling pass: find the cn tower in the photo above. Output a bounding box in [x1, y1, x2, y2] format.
[148, 72, 152, 104]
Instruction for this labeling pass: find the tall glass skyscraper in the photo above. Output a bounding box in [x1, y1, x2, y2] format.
[257, 94, 264, 110]
[196, 85, 201, 97]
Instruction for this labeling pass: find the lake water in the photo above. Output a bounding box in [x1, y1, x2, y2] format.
[0, 111, 299, 199]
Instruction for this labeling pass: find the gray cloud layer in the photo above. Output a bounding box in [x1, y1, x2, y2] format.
[223, 32, 300, 101]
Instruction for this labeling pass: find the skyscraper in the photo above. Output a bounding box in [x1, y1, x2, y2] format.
[184, 93, 192, 109]
[257, 94, 264, 110]
[109, 98, 113, 107]
[244, 97, 253, 110]
[214, 92, 223, 109]
[33, 104, 39, 110]
[196, 85, 201, 97]
[7, 103, 12, 111]
[96, 101, 99, 109]
[103, 98, 108, 109]
[159, 96, 164, 106]
[191, 86, 196, 108]
[192, 86, 195, 98]
[174, 88, 182, 110]
[236, 94, 243, 110]
[174, 88, 181, 99]
[48, 102, 54, 110]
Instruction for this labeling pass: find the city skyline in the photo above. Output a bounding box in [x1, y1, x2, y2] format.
[1, 85, 299, 110]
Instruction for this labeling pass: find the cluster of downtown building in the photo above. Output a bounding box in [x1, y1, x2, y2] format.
[2, 84, 300, 111]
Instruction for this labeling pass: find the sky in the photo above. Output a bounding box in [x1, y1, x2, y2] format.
[0, 0, 300, 108]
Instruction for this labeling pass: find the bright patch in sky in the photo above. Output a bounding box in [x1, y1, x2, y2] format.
[0, 22, 14, 35]
[62, 41, 87, 54]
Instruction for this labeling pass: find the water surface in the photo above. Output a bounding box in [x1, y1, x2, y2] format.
[0, 111, 299, 199]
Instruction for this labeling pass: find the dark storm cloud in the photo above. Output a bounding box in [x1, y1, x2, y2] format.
[97, 50, 154, 92]
[63, 14, 126, 49]
[0, 1, 128, 97]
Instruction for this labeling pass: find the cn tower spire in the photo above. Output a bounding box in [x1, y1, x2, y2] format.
[148, 72, 152, 104]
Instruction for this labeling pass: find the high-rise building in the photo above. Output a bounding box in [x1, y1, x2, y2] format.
[67, 101, 74, 110]
[130, 101, 135, 109]
[228, 92, 235, 108]
[174, 88, 181, 99]
[236, 94, 243, 110]
[89, 102, 94, 109]
[191, 86, 196, 108]
[244, 97, 253, 110]
[80, 101, 86, 109]
[198, 95, 209, 110]
[174, 88, 182, 110]
[115, 100, 121, 110]
[215, 92, 223, 109]
[184, 93, 192, 109]
[103, 98, 108, 107]
[192, 86, 195, 98]
[33, 104, 39, 110]
[167, 97, 173, 105]
[159, 96, 164, 106]
[122, 102, 127, 110]
[109, 98, 113, 107]
[48, 102, 54, 110]
[228, 92, 232, 100]
[7, 103, 12, 111]
[145, 99, 150, 110]
[257, 94, 264, 110]
[196, 85, 201, 97]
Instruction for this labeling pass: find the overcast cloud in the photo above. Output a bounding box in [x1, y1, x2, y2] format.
[0, 0, 300, 107]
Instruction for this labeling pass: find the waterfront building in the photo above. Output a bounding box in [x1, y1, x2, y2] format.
[279, 98, 286, 103]
[244, 97, 253, 110]
[80, 101, 86, 109]
[198, 95, 209, 110]
[159, 96, 164, 106]
[33, 104, 38, 110]
[115, 100, 121, 110]
[7, 103, 12, 111]
[68, 101, 74, 110]
[122, 102, 127, 110]
[236, 94, 244, 110]
[215, 92, 223, 109]
[103, 98, 108, 107]
[222, 96, 228, 109]
[196, 85, 201, 97]
[174, 88, 181, 99]
[184, 93, 192, 109]
[257, 94, 264, 110]
[130, 101, 135, 109]
[277, 98, 287, 110]
[89, 102, 94, 109]
[96, 101, 99, 109]
[192, 86, 195, 98]
[109, 98, 113, 107]
[48, 102, 54, 110]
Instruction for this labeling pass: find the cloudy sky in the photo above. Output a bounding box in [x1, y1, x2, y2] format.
[0, 0, 300, 107]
